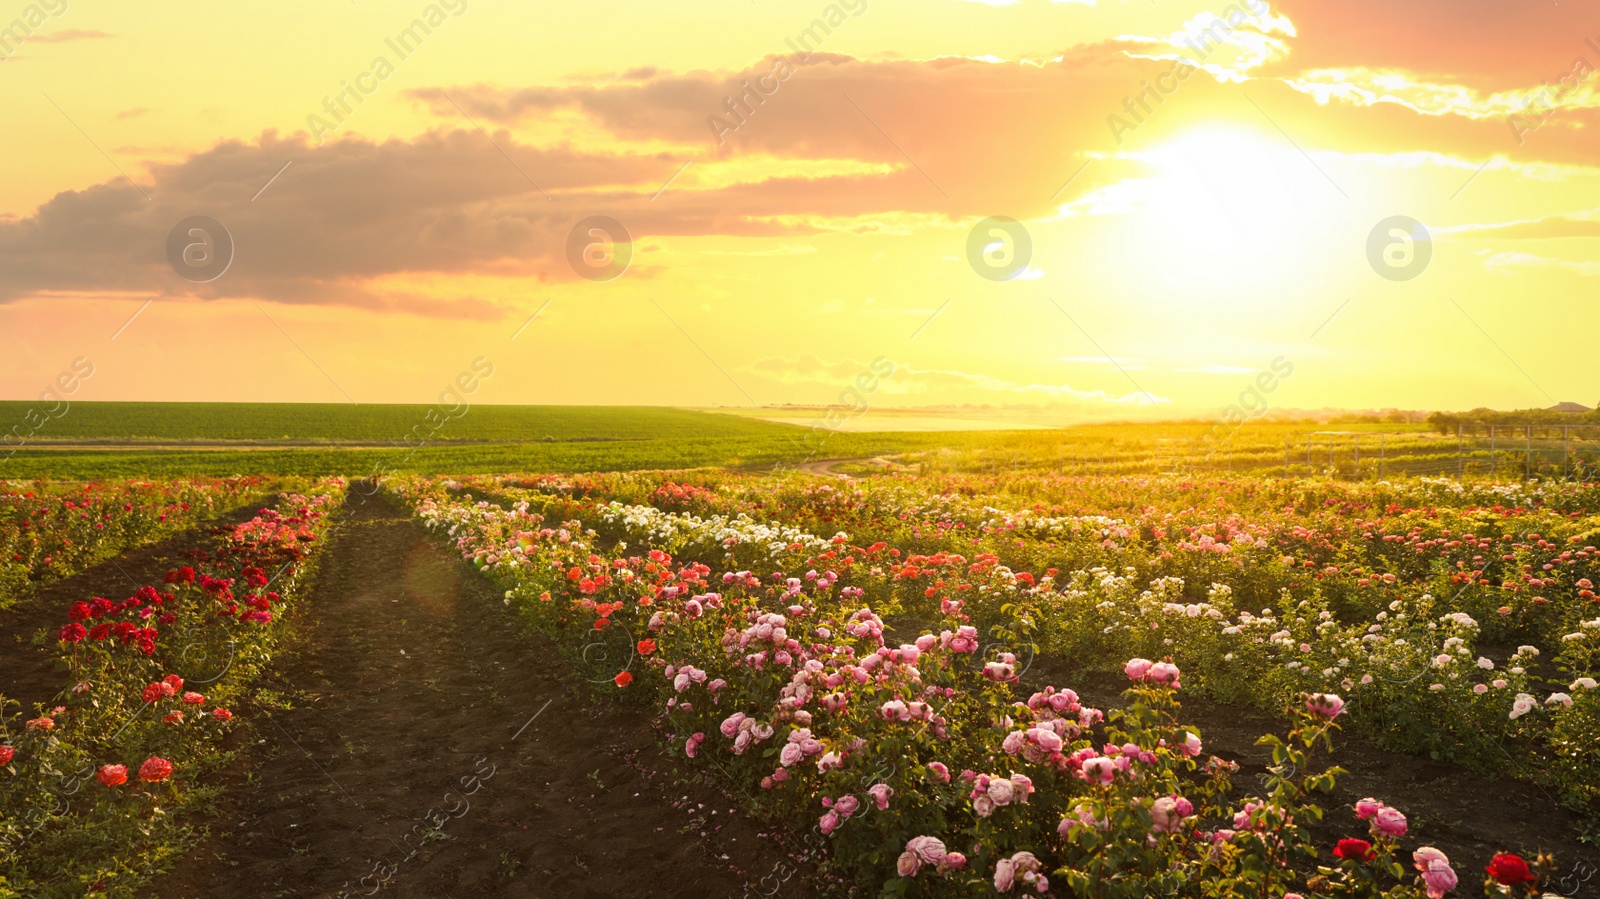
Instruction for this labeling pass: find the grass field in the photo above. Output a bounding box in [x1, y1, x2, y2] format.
[4, 403, 1596, 481]
[0, 402, 798, 444]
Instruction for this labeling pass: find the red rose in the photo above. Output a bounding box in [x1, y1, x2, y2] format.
[182, 692, 205, 705]
[614, 671, 634, 687]
[162, 674, 184, 694]
[1333, 838, 1375, 862]
[162, 711, 184, 725]
[593, 617, 609, 631]
[141, 683, 166, 704]
[59, 623, 87, 644]
[97, 764, 128, 787]
[1486, 853, 1534, 885]
[139, 757, 174, 783]
[212, 708, 233, 722]
[0, 745, 14, 766]
[637, 639, 657, 655]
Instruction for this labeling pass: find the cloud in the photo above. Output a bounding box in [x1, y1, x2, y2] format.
[1482, 250, 1600, 276]
[1445, 210, 1600, 240]
[0, 125, 967, 314]
[14, 30, 1600, 316]
[29, 29, 113, 43]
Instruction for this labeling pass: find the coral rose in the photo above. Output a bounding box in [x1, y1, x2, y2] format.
[98, 764, 128, 787]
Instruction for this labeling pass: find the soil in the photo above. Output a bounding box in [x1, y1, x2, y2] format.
[0, 502, 268, 716]
[151, 491, 818, 899]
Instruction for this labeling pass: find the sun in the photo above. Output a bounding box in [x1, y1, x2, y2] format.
[1128, 125, 1346, 292]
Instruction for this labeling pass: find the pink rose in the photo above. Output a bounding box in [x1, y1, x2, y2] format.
[907, 835, 946, 865]
[1354, 797, 1384, 820]
[868, 783, 893, 810]
[1147, 661, 1181, 687]
[927, 761, 950, 782]
[1124, 658, 1153, 681]
[993, 852, 1044, 894]
[833, 795, 860, 817]
[1372, 806, 1407, 837]
[1305, 692, 1346, 719]
[1151, 795, 1190, 833]
[1080, 757, 1116, 786]
[819, 809, 840, 835]
[1412, 847, 1457, 899]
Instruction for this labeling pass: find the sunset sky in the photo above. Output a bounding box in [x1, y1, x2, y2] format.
[2, 0, 1597, 420]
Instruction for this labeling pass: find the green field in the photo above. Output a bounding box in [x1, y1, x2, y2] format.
[3, 402, 1595, 481]
[0, 402, 797, 444]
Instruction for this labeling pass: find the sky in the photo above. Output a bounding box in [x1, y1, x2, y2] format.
[1, 0, 1597, 421]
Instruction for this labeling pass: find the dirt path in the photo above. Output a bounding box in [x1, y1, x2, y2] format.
[153, 492, 816, 899]
[794, 459, 859, 479]
[0, 502, 268, 716]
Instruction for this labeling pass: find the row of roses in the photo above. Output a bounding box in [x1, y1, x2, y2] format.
[0, 481, 345, 898]
[0, 477, 272, 611]
[468, 473, 1600, 805]
[396, 478, 1567, 898]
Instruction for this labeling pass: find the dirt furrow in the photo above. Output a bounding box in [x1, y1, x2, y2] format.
[153, 492, 813, 899]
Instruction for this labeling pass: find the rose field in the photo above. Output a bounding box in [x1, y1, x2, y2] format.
[1, 465, 1597, 898]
